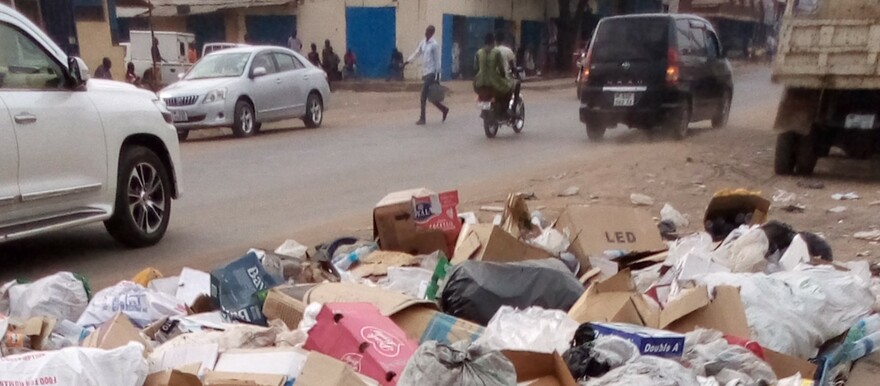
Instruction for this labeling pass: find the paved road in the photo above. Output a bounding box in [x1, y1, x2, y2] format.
[0, 66, 781, 289]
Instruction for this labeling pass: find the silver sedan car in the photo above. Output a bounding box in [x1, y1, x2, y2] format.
[158, 46, 330, 140]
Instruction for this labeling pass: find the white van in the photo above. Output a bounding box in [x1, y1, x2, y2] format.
[128, 30, 195, 87]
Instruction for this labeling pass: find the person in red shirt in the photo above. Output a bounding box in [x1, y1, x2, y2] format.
[343, 48, 357, 79]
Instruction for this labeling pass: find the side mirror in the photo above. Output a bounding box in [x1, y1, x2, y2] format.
[67, 56, 89, 87]
[252, 67, 267, 78]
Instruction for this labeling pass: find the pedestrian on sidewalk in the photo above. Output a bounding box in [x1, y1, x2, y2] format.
[94, 57, 113, 80]
[307, 43, 321, 67]
[406, 25, 449, 125]
[322, 40, 341, 82]
[288, 31, 302, 53]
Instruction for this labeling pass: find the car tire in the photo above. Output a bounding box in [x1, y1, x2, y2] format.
[304, 93, 323, 128]
[712, 90, 732, 129]
[232, 100, 257, 138]
[586, 124, 606, 141]
[668, 102, 691, 140]
[795, 131, 819, 175]
[105, 145, 172, 248]
[774, 132, 798, 175]
[177, 129, 189, 142]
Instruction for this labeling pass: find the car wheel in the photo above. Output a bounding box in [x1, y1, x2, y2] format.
[232, 100, 256, 138]
[105, 146, 172, 248]
[712, 90, 732, 129]
[304, 93, 323, 128]
[586, 124, 606, 141]
[668, 103, 691, 140]
[177, 129, 189, 142]
[795, 131, 818, 175]
[774, 132, 798, 175]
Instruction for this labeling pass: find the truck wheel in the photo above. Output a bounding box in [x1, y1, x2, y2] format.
[774, 132, 797, 175]
[712, 90, 732, 129]
[586, 124, 606, 141]
[795, 131, 819, 175]
[232, 100, 256, 138]
[105, 146, 172, 248]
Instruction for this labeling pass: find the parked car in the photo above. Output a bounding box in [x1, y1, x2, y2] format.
[202, 42, 247, 57]
[0, 4, 183, 247]
[578, 14, 733, 140]
[159, 46, 330, 140]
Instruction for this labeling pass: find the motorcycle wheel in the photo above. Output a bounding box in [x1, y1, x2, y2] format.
[512, 101, 525, 134]
[483, 117, 499, 138]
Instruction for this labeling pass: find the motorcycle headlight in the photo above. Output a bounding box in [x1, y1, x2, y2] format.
[203, 88, 227, 104]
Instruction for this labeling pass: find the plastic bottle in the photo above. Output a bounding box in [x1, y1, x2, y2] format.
[848, 331, 880, 360]
[332, 244, 376, 271]
[846, 314, 880, 344]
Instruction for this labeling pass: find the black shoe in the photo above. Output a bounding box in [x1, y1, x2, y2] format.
[416, 119, 426, 125]
[442, 108, 449, 122]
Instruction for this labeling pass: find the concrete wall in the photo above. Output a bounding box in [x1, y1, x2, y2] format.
[76, 1, 125, 80]
[152, 16, 187, 32]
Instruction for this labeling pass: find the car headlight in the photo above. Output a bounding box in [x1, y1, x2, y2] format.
[203, 88, 227, 104]
[153, 98, 173, 124]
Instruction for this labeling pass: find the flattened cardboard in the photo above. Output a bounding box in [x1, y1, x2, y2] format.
[393, 307, 484, 345]
[451, 224, 549, 265]
[262, 285, 309, 329]
[213, 348, 307, 378]
[202, 371, 285, 386]
[80, 313, 150, 356]
[503, 351, 578, 386]
[157, 343, 219, 376]
[304, 283, 436, 316]
[557, 206, 667, 271]
[762, 348, 817, 380]
[143, 368, 203, 386]
[9, 317, 55, 350]
[296, 351, 373, 386]
[373, 188, 450, 256]
[844, 350, 880, 386]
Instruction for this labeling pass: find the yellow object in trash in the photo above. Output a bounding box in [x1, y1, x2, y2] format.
[132, 268, 163, 287]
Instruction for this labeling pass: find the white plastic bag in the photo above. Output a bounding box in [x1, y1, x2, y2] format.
[586, 355, 701, 386]
[383, 267, 432, 299]
[76, 281, 186, 328]
[475, 306, 579, 354]
[661, 203, 690, 229]
[666, 232, 714, 267]
[0, 342, 147, 386]
[399, 341, 516, 386]
[683, 329, 776, 386]
[4, 272, 89, 322]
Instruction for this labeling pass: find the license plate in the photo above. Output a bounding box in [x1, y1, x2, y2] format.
[172, 111, 188, 122]
[845, 114, 875, 130]
[477, 102, 492, 111]
[613, 92, 635, 107]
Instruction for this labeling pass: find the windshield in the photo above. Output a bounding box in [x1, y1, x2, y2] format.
[592, 18, 669, 62]
[186, 52, 250, 80]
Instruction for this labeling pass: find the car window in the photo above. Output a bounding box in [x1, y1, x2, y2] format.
[251, 53, 277, 75]
[291, 55, 306, 69]
[591, 18, 669, 62]
[274, 53, 297, 72]
[186, 52, 250, 80]
[676, 20, 708, 57]
[706, 31, 722, 59]
[0, 23, 66, 90]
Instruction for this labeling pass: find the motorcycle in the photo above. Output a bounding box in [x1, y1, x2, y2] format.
[477, 68, 525, 138]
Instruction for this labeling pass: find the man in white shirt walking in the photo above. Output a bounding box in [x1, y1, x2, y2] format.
[406, 25, 449, 125]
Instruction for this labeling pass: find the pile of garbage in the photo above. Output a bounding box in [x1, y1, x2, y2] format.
[2, 187, 880, 386]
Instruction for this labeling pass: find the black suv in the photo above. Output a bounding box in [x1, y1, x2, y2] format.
[578, 14, 733, 140]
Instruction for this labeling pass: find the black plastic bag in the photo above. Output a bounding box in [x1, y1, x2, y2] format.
[438, 259, 584, 326]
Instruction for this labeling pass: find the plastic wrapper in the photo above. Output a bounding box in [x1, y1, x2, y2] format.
[439, 259, 584, 326]
[592, 335, 640, 368]
[585, 355, 701, 386]
[699, 265, 874, 358]
[475, 306, 579, 354]
[76, 281, 186, 328]
[398, 341, 516, 386]
[682, 329, 776, 386]
[0, 342, 147, 386]
[382, 266, 433, 299]
[1, 272, 89, 322]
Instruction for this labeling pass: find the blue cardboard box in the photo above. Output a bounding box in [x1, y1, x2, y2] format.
[589, 322, 685, 357]
[210, 252, 281, 325]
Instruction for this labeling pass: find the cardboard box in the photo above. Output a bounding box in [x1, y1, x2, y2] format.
[590, 322, 685, 357]
[452, 223, 549, 265]
[210, 252, 281, 325]
[373, 188, 450, 256]
[154, 343, 219, 376]
[556, 206, 667, 272]
[504, 351, 578, 386]
[703, 189, 771, 240]
[393, 307, 484, 345]
[412, 190, 461, 253]
[143, 365, 203, 386]
[304, 303, 419, 386]
[262, 285, 311, 330]
[202, 371, 285, 386]
[8, 316, 56, 351]
[296, 351, 375, 386]
[80, 313, 150, 356]
[839, 350, 880, 386]
[214, 348, 308, 380]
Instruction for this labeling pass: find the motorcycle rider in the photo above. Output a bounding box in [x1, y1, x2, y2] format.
[495, 33, 521, 115]
[473, 33, 512, 117]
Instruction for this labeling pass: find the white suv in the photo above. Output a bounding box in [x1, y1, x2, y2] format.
[0, 4, 183, 247]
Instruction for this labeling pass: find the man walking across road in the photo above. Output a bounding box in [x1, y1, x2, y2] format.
[406, 25, 449, 125]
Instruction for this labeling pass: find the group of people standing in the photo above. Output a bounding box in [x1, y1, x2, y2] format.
[289, 32, 357, 82]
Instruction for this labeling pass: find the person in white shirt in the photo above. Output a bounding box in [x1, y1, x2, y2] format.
[406, 25, 449, 125]
[288, 31, 302, 53]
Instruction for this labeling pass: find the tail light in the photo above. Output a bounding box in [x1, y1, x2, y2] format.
[580, 49, 592, 83]
[666, 48, 680, 86]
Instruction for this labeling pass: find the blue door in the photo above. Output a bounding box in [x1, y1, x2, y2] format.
[345, 7, 396, 79]
[246, 15, 296, 47]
